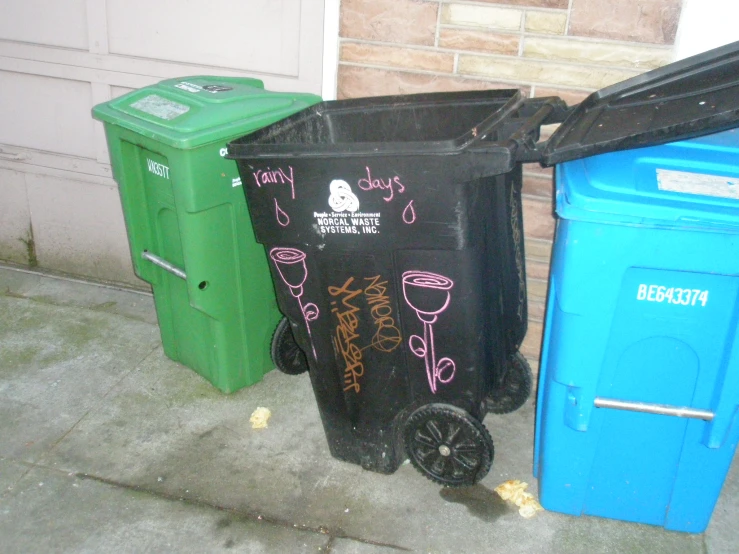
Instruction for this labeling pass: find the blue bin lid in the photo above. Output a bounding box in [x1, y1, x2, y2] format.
[556, 127, 739, 231]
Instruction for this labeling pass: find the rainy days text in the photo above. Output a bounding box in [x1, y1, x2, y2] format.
[251, 165, 406, 203]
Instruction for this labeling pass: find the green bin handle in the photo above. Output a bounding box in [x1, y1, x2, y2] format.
[141, 251, 187, 280]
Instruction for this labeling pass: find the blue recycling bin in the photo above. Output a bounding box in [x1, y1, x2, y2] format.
[534, 128, 739, 533]
[532, 41, 739, 534]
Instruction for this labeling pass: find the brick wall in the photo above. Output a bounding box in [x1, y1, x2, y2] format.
[337, 0, 683, 365]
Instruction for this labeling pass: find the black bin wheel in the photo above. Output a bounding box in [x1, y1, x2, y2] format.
[485, 351, 532, 415]
[271, 317, 309, 375]
[403, 404, 494, 487]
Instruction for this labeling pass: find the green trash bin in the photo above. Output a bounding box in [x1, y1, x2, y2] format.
[92, 76, 321, 392]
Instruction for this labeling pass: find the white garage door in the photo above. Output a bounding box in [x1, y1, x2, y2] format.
[0, 0, 326, 285]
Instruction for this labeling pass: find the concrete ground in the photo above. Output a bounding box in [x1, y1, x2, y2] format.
[1, 263, 737, 554]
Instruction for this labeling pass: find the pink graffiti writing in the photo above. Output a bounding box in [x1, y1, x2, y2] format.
[274, 198, 290, 227]
[402, 271, 456, 394]
[357, 166, 405, 202]
[253, 166, 295, 199]
[270, 247, 319, 359]
[402, 200, 416, 224]
[329, 277, 365, 394]
[363, 276, 402, 353]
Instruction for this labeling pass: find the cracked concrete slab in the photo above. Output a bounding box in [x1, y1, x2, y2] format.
[0, 292, 160, 463]
[41, 352, 711, 553]
[0, 458, 31, 496]
[329, 538, 407, 553]
[705, 450, 739, 553]
[0, 466, 331, 553]
[0, 265, 156, 325]
[0, 267, 737, 553]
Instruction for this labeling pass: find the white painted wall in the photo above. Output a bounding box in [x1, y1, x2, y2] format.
[0, 0, 327, 286]
[674, 0, 739, 59]
[322, 0, 341, 100]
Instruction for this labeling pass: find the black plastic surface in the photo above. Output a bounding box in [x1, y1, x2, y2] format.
[271, 317, 309, 375]
[543, 40, 739, 165]
[404, 403, 494, 486]
[230, 90, 519, 159]
[485, 351, 533, 414]
[228, 90, 554, 475]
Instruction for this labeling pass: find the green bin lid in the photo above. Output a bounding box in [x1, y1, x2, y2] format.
[92, 76, 321, 149]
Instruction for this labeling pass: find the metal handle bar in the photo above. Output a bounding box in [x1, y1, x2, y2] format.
[594, 397, 714, 421]
[141, 251, 186, 280]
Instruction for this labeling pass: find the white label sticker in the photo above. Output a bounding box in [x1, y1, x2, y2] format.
[175, 82, 201, 93]
[313, 180, 380, 234]
[636, 284, 709, 307]
[313, 211, 381, 235]
[146, 159, 170, 179]
[130, 95, 189, 120]
[656, 168, 739, 200]
[175, 81, 233, 94]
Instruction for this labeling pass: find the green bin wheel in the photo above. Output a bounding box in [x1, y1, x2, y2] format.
[271, 317, 309, 375]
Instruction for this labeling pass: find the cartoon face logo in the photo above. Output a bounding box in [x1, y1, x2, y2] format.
[328, 180, 359, 213]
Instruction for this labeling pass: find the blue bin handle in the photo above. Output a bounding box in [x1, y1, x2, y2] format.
[564, 385, 591, 432]
[594, 397, 714, 421]
[564, 386, 717, 434]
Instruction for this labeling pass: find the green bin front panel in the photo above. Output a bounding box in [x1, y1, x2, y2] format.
[93, 77, 321, 392]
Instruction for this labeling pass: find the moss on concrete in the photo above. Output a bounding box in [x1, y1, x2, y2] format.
[17, 224, 38, 268]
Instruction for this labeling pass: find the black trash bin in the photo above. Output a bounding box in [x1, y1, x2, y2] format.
[227, 90, 565, 486]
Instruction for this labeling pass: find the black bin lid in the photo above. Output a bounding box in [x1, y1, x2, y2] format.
[542, 41, 739, 165]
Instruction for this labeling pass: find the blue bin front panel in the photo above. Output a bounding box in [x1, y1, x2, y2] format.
[536, 128, 739, 533]
[535, 215, 739, 533]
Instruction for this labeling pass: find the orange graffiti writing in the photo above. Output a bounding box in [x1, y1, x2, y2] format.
[363, 275, 402, 353]
[329, 277, 364, 393]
